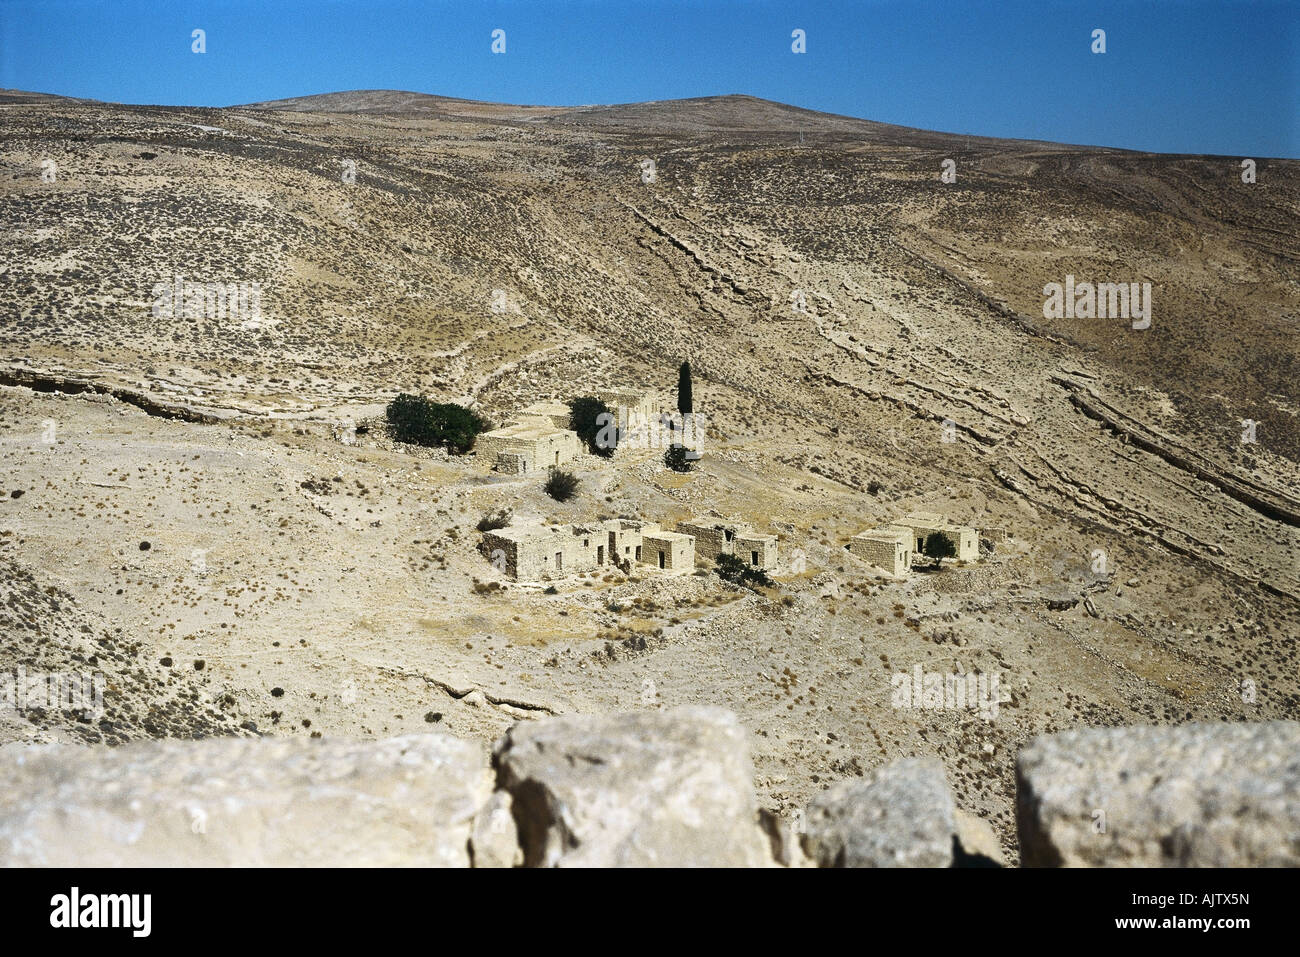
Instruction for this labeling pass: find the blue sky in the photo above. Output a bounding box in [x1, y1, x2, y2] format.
[1, 0, 1296, 157]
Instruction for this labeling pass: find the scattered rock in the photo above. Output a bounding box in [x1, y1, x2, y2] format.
[953, 808, 1004, 866]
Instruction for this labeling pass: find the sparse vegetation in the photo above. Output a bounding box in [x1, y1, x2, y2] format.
[715, 553, 772, 590]
[664, 444, 697, 472]
[544, 468, 580, 502]
[476, 508, 512, 532]
[385, 393, 486, 453]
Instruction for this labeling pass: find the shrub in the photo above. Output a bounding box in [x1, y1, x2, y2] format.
[385, 393, 486, 453]
[664, 444, 697, 472]
[715, 553, 772, 590]
[544, 469, 580, 502]
[568, 396, 617, 457]
[476, 508, 512, 532]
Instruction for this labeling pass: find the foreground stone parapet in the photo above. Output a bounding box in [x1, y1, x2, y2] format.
[0, 734, 492, 867]
[801, 758, 957, 867]
[493, 705, 774, 867]
[1017, 721, 1300, 867]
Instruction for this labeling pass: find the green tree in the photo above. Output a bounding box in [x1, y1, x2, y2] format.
[664, 444, 696, 473]
[385, 394, 487, 453]
[921, 533, 958, 567]
[677, 361, 693, 415]
[715, 553, 772, 590]
[567, 396, 617, 457]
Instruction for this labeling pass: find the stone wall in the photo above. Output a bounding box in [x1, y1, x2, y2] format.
[642, 531, 695, 574]
[481, 520, 682, 581]
[1, 712, 1294, 867]
[848, 527, 912, 577]
[734, 533, 778, 571]
[898, 514, 980, 562]
[676, 519, 778, 570]
[676, 519, 732, 563]
[476, 424, 581, 474]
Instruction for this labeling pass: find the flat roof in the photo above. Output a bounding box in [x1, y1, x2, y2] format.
[482, 421, 571, 441]
[852, 524, 913, 542]
[483, 524, 570, 543]
[644, 530, 694, 543]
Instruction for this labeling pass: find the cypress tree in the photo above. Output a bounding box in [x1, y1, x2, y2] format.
[677, 361, 693, 415]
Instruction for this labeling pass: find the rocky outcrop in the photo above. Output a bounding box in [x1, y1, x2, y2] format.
[802, 758, 957, 867]
[0, 733, 492, 867]
[1017, 721, 1300, 867]
[1, 712, 1294, 867]
[493, 705, 774, 867]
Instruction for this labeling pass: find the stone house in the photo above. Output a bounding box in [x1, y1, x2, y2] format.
[480, 525, 583, 580]
[897, 512, 979, 563]
[515, 401, 573, 430]
[477, 391, 657, 473]
[641, 530, 696, 574]
[847, 525, 914, 578]
[676, 518, 779, 571]
[599, 388, 659, 427]
[475, 419, 581, 475]
[480, 519, 695, 581]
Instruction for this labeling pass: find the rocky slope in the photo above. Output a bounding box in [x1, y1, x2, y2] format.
[1, 90, 1297, 861]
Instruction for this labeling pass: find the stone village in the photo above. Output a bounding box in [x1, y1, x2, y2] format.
[474, 390, 990, 583]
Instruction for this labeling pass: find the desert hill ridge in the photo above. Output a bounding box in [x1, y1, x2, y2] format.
[238, 89, 1089, 150]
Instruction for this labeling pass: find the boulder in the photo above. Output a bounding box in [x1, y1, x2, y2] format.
[494, 705, 773, 867]
[0, 734, 490, 867]
[470, 790, 522, 868]
[954, 808, 1005, 866]
[802, 758, 956, 867]
[1017, 721, 1300, 866]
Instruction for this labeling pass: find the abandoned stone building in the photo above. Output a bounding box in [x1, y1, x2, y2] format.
[897, 512, 979, 562]
[641, 529, 695, 573]
[676, 518, 779, 571]
[480, 519, 696, 581]
[476, 390, 658, 473]
[515, 401, 573, 430]
[475, 419, 582, 474]
[847, 525, 914, 578]
[599, 388, 659, 426]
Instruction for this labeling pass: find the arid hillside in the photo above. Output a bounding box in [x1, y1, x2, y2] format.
[1, 90, 1297, 860]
